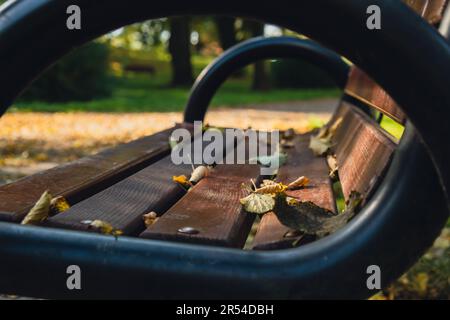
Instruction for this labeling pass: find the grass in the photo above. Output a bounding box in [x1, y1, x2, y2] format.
[11, 73, 340, 113]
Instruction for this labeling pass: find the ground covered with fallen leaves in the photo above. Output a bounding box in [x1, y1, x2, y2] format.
[0, 99, 448, 299]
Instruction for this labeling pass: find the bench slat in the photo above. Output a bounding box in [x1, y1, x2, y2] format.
[251, 134, 336, 250]
[333, 103, 397, 200]
[46, 156, 190, 235]
[344, 68, 406, 124]
[0, 126, 186, 222]
[140, 163, 260, 247]
[404, 0, 448, 23]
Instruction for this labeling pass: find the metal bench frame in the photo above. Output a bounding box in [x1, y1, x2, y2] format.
[0, 0, 449, 299]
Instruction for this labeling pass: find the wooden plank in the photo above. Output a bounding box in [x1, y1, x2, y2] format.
[344, 67, 406, 123]
[140, 163, 260, 247]
[0, 125, 191, 222]
[46, 156, 190, 235]
[251, 133, 336, 250]
[333, 103, 397, 201]
[140, 130, 271, 247]
[404, 0, 448, 23]
[344, 0, 447, 124]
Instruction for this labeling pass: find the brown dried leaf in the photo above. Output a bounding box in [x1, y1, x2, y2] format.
[88, 220, 123, 236]
[21, 190, 52, 225]
[287, 176, 309, 190]
[143, 211, 159, 228]
[255, 182, 287, 194]
[189, 165, 210, 184]
[273, 191, 362, 238]
[327, 154, 338, 179]
[283, 128, 296, 140]
[49, 196, 70, 216]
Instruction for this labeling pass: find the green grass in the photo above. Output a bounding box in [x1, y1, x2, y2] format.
[11, 74, 340, 113]
[380, 116, 405, 140]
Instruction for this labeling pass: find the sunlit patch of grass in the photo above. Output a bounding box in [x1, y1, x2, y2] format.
[380, 116, 405, 140]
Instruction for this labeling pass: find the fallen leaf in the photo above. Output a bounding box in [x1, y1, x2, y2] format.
[281, 139, 295, 149]
[283, 128, 296, 140]
[88, 220, 123, 236]
[189, 165, 210, 184]
[143, 211, 159, 227]
[49, 196, 70, 216]
[287, 176, 309, 190]
[240, 193, 275, 215]
[309, 135, 333, 156]
[260, 179, 278, 187]
[327, 154, 338, 179]
[173, 175, 192, 188]
[254, 152, 288, 167]
[309, 117, 343, 156]
[273, 191, 362, 238]
[255, 182, 287, 194]
[21, 190, 52, 225]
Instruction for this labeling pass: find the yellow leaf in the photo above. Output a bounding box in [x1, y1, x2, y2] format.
[88, 219, 123, 236]
[287, 176, 309, 190]
[143, 211, 159, 228]
[240, 193, 275, 214]
[255, 182, 287, 195]
[173, 175, 192, 188]
[415, 273, 429, 295]
[21, 190, 52, 225]
[50, 196, 70, 215]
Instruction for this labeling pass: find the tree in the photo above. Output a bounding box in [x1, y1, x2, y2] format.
[215, 16, 237, 51]
[168, 17, 194, 87]
[247, 21, 270, 91]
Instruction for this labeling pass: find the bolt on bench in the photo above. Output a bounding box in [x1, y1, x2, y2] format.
[0, 0, 449, 299]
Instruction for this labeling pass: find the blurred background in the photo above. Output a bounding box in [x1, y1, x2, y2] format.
[0, 1, 447, 300]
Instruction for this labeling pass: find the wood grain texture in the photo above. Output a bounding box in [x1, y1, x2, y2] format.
[46, 156, 191, 235]
[0, 125, 191, 222]
[333, 103, 397, 201]
[344, 0, 447, 124]
[251, 134, 336, 250]
[140, 164, 261, 247]
[404, 0, 448, 23]
[344, 67, 406, 124]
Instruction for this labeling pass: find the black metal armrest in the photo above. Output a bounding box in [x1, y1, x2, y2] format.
[184, 36, 350, 123]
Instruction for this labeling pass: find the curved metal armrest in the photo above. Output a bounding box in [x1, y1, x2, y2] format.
[184, 36, 350, 123]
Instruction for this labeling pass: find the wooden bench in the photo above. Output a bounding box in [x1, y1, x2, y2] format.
[0, 0, 448, 299]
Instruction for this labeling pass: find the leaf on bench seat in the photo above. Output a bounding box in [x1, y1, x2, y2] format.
[83, 219, 123, 237]
[309, 117, 343, 156]
[273, 191, 363, 238]
[21, 191, 52, 225]
[21, 190, 72, 225]
[240, 193, 275, 215]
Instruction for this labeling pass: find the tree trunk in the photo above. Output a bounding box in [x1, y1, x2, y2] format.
[248, 21, 270, 91]
[215, 16, 237, 51]
[169, 17, 194, 87]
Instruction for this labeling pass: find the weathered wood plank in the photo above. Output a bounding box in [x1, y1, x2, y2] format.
[46, 156, 191, 235]
[251, 133, 336, 250]
[0, 125, 190, 222]
[333, 103, 397, 201]
[344, 67, 406, 124]
[140, 164, 260, 247]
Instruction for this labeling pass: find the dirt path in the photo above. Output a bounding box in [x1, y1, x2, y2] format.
[0, 99, 338, 183]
